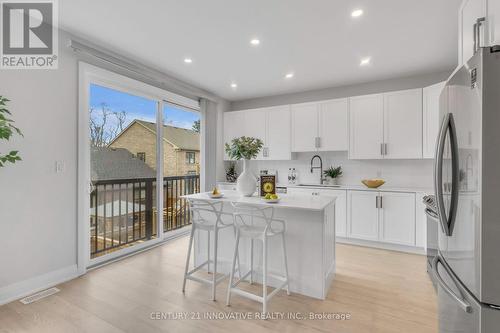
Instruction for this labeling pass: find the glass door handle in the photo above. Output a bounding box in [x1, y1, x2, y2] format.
[433, 255, 472, 313]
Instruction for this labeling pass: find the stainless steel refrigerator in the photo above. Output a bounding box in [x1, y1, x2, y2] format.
[432, 46, 500, 332]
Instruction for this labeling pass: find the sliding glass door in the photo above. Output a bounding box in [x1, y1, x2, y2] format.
[89, 84, 160, 259]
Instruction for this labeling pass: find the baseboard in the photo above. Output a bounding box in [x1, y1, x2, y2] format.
[336, 237, 426, 255]
[0, 264, 80, 306]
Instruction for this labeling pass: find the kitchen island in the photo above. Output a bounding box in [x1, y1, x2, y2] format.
[182, 190, 336, 299]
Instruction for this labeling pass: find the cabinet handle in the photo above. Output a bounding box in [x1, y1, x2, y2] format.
[380, 195, 383, 209]
[380, 143, 384, 156]
[376, 196, 379, 208]
[384, 143, 388, 156]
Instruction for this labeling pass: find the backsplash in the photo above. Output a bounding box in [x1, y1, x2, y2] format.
[224, 151, 434, 189]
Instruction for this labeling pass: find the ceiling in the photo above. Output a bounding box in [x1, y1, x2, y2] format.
[60, 0, 461, 101]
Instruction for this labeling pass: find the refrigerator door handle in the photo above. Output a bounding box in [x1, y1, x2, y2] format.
[433, 256, 472, 313]
[434, 113, 460, 236]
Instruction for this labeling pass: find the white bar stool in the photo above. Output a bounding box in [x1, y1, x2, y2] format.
[182, 199, 240, 301]
[226, 203, 290, 313]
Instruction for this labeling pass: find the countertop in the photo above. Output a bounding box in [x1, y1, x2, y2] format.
[217, 181, 433, 194]
[182, 190, 336, 211]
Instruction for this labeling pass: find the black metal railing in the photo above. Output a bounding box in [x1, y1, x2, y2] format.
[90, 175, 200, 258]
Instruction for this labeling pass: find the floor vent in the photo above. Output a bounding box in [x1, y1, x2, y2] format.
[19, 287, 60, 305]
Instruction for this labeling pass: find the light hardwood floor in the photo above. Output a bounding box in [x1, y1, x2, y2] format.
[0, 236, 437, 333]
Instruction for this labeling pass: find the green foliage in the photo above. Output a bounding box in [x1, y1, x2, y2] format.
[224, 136, 263, 160]
[323, 166, 343, 179]
[0, 96, 23, 167]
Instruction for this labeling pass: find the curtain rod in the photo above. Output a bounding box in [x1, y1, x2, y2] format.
[69, 39, 219, 103]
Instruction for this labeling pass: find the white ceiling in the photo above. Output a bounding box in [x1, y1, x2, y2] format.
[60, 0, 461, 101]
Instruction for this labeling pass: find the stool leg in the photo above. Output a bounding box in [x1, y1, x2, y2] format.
[226, 230, 240, 306]
[212, 227, 219, 301]
[250, 239, 254, 284]
[262, 236, 268, 314]
[182, 225, 196, 293]
[232, 225, 242, 279]
[207, 229, 211, 273]
[281, 233, 290, 295]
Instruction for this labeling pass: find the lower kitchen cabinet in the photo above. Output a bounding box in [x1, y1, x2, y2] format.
[287, 187, 347, 238]
[378, 192, 416, 246]
[347, 191, 379, 241]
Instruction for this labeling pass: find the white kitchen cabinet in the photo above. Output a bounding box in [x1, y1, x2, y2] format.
[291, 98, 349, 152]
[318, 99, 349, 151]
[291, 102, 318, 152]
[457, 0, 500, 66]
[244, 108, 267, 160]
[460, 0, 487, 66]
[383, 89, 423, 159]
[223, 111, 245, 160]
[266, 106, 291, 160]
[349, 94, 384, 159]
[347, 191, 379, 241]
[224, 106, 291, 160]
[347, 190, 417, 247]
[379, 192, 416, 246]
[349, 90, 423, 160]
[423, 82, 446, 159]
[287, 187, 347, 238]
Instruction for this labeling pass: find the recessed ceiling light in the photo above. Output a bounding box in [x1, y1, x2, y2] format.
[184, 58, 193, 64]
[360, 57, 371, 66]
[351, 9, 363, 18]
[250, 38, 260, 46]
[285, 73, 294, 79]
[230, 83, 238, 89]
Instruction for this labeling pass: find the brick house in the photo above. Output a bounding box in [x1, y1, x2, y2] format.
[109, 120, 200, 176]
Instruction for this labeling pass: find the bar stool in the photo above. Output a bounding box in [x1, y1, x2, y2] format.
[182, 199, 240, 301]
[226, 204, 290, 313]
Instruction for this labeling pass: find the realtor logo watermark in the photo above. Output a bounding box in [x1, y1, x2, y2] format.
[0, 0, 58, 69]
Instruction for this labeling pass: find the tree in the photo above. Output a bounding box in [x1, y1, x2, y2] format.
[0, 96, 23, 167]
[89, 103, 127, 147]
[192, 119, 200, 133]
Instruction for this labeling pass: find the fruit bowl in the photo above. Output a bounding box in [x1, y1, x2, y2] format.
[361, 179, 385, 188]
[262, 195, 280, 203]
[208, 192, 224, 198]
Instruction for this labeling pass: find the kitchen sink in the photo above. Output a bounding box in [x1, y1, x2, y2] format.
[296, 183, 342, 188]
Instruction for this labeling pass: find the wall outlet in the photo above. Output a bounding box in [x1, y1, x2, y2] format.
[376, 171, 382, 178]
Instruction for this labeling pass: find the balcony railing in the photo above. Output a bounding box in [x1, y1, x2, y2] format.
[90, 175, 200, 258]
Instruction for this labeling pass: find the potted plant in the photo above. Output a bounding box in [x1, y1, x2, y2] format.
[0, 96, 23, 167]
[323, 166, 343, 185]
[225, 136, 263, 196]
[225, 161, 238, 183]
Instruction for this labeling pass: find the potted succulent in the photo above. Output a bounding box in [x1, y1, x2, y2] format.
[225, 161, 238, 183]
[0, 96, 23, 167]
[225, 136, 263, 196]
[323, 166, 343, 185]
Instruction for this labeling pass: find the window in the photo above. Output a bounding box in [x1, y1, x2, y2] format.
[136, 152, 146, 162]
[186, 151, 196, 164]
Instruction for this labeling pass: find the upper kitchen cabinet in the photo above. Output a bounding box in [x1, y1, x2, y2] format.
[458, 0, 500, 66]
[318, 99, 349, 152]
[383, 89, 423, 159]
[291, 98, 349, 152]
[423, 82, 446, 159]
[291, 102, 318, 152]
[224, 106, 291, 160]
[349, 89, 423, 159]
[223, 111, 245, 160]
[349, 94, 384, 159]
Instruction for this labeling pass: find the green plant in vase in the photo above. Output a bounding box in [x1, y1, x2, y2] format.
[0, 96, 23, 167]
[224, 136, 263, 196]
[323, 166, 343, 185]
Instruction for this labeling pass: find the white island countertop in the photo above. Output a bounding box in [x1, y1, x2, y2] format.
[182, 190, 336, 211]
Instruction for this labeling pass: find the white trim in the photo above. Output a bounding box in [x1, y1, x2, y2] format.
[0, 265, 79, 306]
[336, 237, 426, 255]
[78, 62, 202, 271]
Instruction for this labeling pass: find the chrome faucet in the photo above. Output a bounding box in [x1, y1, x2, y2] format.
[310, 155, 324, 184]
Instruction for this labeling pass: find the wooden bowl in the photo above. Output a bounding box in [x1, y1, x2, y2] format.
[361, 179, 385, 188]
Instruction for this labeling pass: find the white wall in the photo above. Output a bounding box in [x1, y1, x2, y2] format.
[237, 152, 434, 189]
[0, 30, 226, 304]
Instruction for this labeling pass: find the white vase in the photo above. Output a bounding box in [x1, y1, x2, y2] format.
[236, 159, 256, 196]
